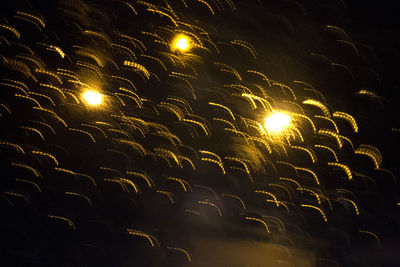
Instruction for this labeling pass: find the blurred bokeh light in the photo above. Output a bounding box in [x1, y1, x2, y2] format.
[264, 112, 291, 133]
[172, 34, 191, 52]
[82, 90, 103, 106]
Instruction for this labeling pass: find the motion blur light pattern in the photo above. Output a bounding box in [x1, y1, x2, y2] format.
[264, 112, 291, 133]
[82, 90, 103, 106]
[0, 0, 399, 266]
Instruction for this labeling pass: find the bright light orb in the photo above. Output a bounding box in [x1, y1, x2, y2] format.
[172, 35, 190, 52]
[176, 37, 189, 50]
[264, 112, 291, 133]
[83, 90, 103, 106]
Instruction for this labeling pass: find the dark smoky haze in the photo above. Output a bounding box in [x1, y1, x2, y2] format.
[0, 0, 399, 266]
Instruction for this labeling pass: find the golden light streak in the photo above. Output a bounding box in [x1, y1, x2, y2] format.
[19, 126, 45, 140]
[273, 82, 296, 100]
[302, 99, 330, 117]
[225, 157, 252, 182]
[15, 179, 41, 192]
[333, 111, 358, 133]
[295, 166, 320, 185]
[301, 204, 327, 222]
[11, 162, 42, 178]
[168, 177, 192, 192]
[359, 230, 381, 247]
[166, 246, 192, 262]
[291, 146, 317, 163]
[48, 215, 76, 229]
[245, 217, 270, 235]
[3, 191, 28, 203]
[127, 229, 156, 247]
[231, 40, 257, 60]
[291, 112, 316, 133]
[280, 177, 301, 188]
[198, 200, 223, 216]
[209, 102, 236, 121]
[0, 23, 20, 38]
[297, 187, 321, 204]
[318, 129, 343, 148]
[126, 171, 154, 188]
[15, 94, 41, 108]
[337, 197, 359, 215]
[104, 178, 129, 192]
[69, 128, 96, 143]
[270, 183, 293, 201]
[156, 190, 174, 204]
[315, 115, 339, 133]
[54, 167, 76, 176]
[65, 192, 92, 205]
[0, 140, 25, 154]
[76, 172, 97, 187]
[32, 150, 59, 165]
[328, 162, 352, 180]
[196, 0, 215, 15]
[120, 178, 140, 193]
[182, 118, 210, 136]
[200, 158, 226, 174]
[222, 193, 246, 210]
[2, 82, 28, 95]
[216, 62, 242, 81]
[16, 11, 45, 28]
[314, 145, 338, 162]
[255, 190, 279, 207]
[355, 144, 382, 169]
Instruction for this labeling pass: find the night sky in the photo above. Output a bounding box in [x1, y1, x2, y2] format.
[0, 0, 399, 266]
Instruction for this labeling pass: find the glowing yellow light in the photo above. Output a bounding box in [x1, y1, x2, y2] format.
[264, 112, 291, 133]
[82, 90, 102, 106]
[172, 35, 191, 52]
[176, 38, 188, 50]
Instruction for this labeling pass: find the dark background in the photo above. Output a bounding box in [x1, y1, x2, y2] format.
[1, 0, 399, 266]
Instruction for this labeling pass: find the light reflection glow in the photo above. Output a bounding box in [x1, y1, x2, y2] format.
[264, 112, 291, 133]
[172, 34, 191, 52]
[83, 90, 103, 106]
